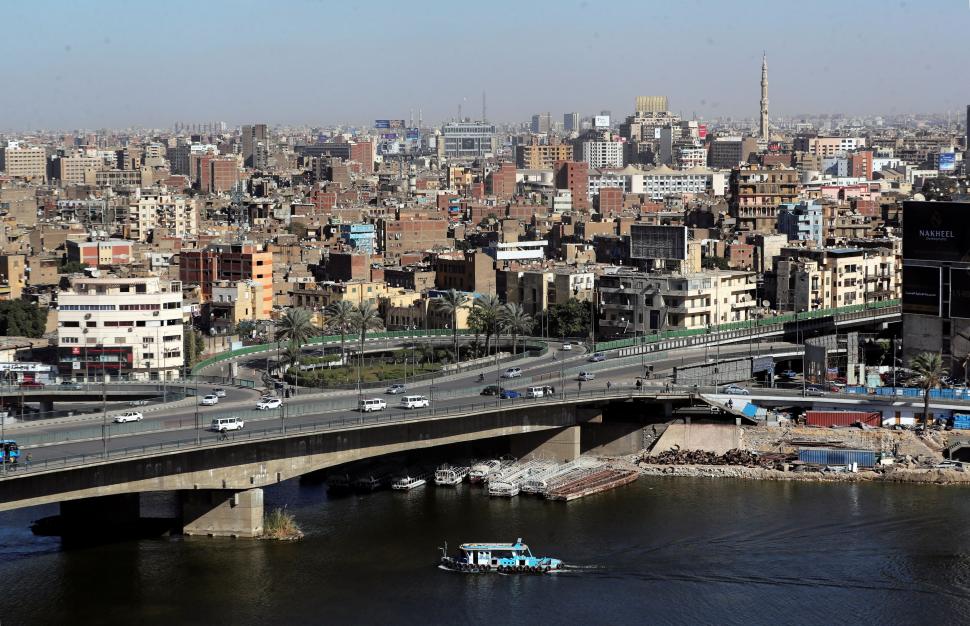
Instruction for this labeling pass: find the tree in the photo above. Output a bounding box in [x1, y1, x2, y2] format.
[284, 340, 303, 393]
[275, 307, 316, 347]
[59, 260, 88, 275]
[472, 294, 502, 356]
[350, 300, 384, 383]
[547, 298, 591, 339]
[910, 351, 944, 427]
[326, 300, 356, 365]
[0, 300, 47, 338]
[235, 320, 258, 338]
[182, 323, 205, 367]
[701, 256, 731, 270]
[433, 289, 470, 361]
[500, 302, 533, 356]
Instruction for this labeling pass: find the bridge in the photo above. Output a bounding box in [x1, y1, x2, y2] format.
[0, 301, 901, 537]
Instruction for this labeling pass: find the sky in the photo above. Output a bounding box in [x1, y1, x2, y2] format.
[1, 0, 969, 131]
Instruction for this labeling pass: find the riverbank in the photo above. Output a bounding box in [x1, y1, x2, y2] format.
[636, 463, 970, 485]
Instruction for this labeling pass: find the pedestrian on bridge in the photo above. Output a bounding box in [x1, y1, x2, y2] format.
[578, 380, 583, 392]
[25, 453, 31, 469]
[607, 381, 612, 391]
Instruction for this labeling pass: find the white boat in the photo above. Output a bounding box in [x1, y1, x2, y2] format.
[392, 475, 427, 490]
[487, 460, 553, 497]
[469, 459, 502, 484]
[435, 464, 470, 486]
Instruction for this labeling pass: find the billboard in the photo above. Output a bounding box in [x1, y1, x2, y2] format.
[405, 128, 420, 140]
[951, 268, 970, 319]
[380, 133, 399, 140]
[902, 201, 970, 263]
[374, 119, 406, 129]
[902, 264, 941, 316]
[940, 152, 956, 171]
[629, 224, 688, 261]
[594, 115, 610, 128]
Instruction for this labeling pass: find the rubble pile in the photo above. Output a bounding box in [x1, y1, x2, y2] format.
[641, 447, 790, 468]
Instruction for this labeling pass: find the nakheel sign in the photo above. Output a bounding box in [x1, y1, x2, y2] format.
[902, 201, 970, 263]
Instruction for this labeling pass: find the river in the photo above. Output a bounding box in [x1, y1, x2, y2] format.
[1, 477, 969, 625]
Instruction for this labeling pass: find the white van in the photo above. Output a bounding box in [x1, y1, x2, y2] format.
[526, 386, 554, 398]
[400, 395, 430, 409]
[210, 416, 244, 432]
[360, 398, 387, 412]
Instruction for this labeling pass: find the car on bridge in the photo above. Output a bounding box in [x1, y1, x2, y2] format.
[577, 371, 595, 382]
[257, 397, 283, 410]
[113, 411, 143, 423]
[200, 394, 219, 406]
[210, 416, 244, 432]
[588, 353, 606, 363]
[779, 370, 797, 379]
[359, 398, 387, 412]
[213, 388, 227, 398]
[722, 385, 750, 395]
[561, 344, 572, 351]
[386, 383, 407, 395]
[502, 367, 522, 379]
[481, 385, 506, 396]
[804, 385, 827, 396]
[19, 380, 44, 389]
[400, 395, 430, 409]
[57, 381, 83, 390]
[499, 389, 521, 399]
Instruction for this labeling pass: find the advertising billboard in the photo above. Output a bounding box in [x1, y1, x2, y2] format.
[629, 224, 688, 261]
[594, 115, 610, 128]
[901, 264, 941, 316]
[902, 201, 970, 263]
[939, 152, 956, 171]
[374, 120, 405, 129]
[951, 268, 970, 319]
[405, 128, 420, 140]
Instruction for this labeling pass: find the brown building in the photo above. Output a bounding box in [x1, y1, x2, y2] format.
[379, 215, 450, 259]
[596, 187, 623, 217]
[728, 164, 800, 232]
[848, 150, 873, 180]
[555, 160, 589, 210]
[202, 156, 240, 193]
[384, 265, 437, 292]
[486, 163, 517, 200]
[65, 239, 134, 267]
[179, 242, 273, 318]
[516, 137, 574, 169]
[326, 251, 370, 282]
[434, 250, 496, 294]
[349, 141, 374, 174]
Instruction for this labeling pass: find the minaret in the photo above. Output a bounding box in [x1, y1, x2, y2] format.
[760, 53, 769, 141]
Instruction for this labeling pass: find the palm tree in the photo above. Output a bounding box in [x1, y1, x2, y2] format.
[284, 340, 303, 394]
[350, 300, 384, 385]
[274, 307, 315, 382]
[434, 289, 470, 362]
[500, 302, 533, 356]
[473, 294, 502, 356]
[326, 300, 356, 365]
[910, 351, 944, 427]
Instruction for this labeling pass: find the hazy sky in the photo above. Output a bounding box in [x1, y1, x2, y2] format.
[2, 0, 969, 130]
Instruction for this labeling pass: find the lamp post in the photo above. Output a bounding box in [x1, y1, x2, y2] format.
[101, 343, 108, 459]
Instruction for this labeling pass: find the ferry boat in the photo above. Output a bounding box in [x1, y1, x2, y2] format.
[468, 459, 502, 484]
[392, 474, 427, 490]
[439, 539, 564, 574]
[434, 464, 469, 486]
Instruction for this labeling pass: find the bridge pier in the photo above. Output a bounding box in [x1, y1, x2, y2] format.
[59, 493, 141, 530]
[180, 488, 264, 538]
[511, 425, 580, 462]
[40, 400, 54, 414]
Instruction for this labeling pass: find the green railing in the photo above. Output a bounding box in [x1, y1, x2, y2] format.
[594, 299, 900, 352]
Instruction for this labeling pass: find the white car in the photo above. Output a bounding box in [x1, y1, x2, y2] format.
[577, 371, 596, 382]
[386, 384, 407, 395]
[561, 344, 572, 351]
[257, 397, 283, 410]
[213, 388, 227, 398]
[200, 394, 219, 406]
[113, 411, 143, 423]
[502, 367, 522, 379]
[722, 385, 750, 396]
[400, 395, 430, 409]
[359, 398, 387, 412]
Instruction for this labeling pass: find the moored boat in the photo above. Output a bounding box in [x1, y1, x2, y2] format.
[439, 539, 564, 574]
[434, 464, 469, 486]
[469, 459, 502, 484]
[392, 474, 427, 490]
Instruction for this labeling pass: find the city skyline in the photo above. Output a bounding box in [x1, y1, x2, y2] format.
[2, 0, 970, 130]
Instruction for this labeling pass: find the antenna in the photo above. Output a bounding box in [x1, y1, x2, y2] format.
[482, 91, 487, 123]
[458, 101, 462, 122]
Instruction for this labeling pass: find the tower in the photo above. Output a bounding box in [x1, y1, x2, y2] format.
[760, 53, 769, 141]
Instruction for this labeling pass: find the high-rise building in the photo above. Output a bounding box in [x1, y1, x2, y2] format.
[636, 96, 669, 114]
[0, 144, 46, 182]
[441, 121, 496, 159]
[57, 276, 184, 382]
[241, 123, 268, 169]
[515, 137, 574, 169]
[581, 141, 624, 169]
[965, 104, 969, 154]
[554, 160, 589, 210]
[563, 112, 579, 132]
[760, 54, 769, 141]
[729, 164, 800, 232]
[531, 113, 552, 134]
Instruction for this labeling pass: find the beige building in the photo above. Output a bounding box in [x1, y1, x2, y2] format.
[1, 145, 46, 182]
[206, 280, 264, 334]
[57, 276, 184, 381]
[505, 269, 595, 318]
[58, 153, 103, 184]
[774, 247, 897, 313]
[127, 190, 197, 241]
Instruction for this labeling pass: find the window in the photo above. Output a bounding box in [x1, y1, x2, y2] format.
[120, 303, 160, 311]
[62, 321, 80, 327]
[62, 337, 79, 344]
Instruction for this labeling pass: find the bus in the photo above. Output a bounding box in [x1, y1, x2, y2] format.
[1, 440, 20, 464]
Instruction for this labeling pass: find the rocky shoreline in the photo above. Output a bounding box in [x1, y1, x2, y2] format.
[637, 463, 970, 485]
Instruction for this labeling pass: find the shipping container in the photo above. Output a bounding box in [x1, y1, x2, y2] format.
[798, 448, 877, 468]
[804, 410, 881, 427]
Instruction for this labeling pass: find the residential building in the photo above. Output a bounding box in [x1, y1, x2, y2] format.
[241, 123, 268, 169]
[794, 136, 866, 158]
[339, 223, 376, 254]
[206, 280, 264, 335]
[65, 240, 134, 267]
[379, 216, 450, 259]
[0, 255, 26, 299]
[58, 153, 102, 184]
[582, 141, 624, 168]
[434, 250, 496, 293]
[728, 164, 800, 232]
[516, 137, 574, 169]
[179, 243, 273, 318]
[709, 136, 759, 169]
[0, 144, 46, 182]
[776, 201, 824, 245]
[554, 161, 589, 210]
[775, 247, 897, 313]
[127, 189, 197, 241]
[56, 276, 184, 381]
[630, 165, 727, 200]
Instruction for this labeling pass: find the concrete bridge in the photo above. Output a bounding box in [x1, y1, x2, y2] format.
[0, 391, 688, 537]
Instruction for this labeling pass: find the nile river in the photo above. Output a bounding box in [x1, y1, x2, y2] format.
[1, 477, 969, 624]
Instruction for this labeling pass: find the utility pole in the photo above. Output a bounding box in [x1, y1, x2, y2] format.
[101, 344, 108, 459]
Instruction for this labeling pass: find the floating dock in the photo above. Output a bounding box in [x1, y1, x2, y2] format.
[545, 467, 639, 501]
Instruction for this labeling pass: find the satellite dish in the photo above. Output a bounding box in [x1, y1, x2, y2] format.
[762, 300, 770, 307]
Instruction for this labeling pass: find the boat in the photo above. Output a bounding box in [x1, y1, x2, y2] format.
[326, 472, 353, 492]
[439, 538, 564, 574]
[468, 459, 502, 484]
[487, 459, 553, 497]
[353, 469, 393, 491]
[392, 474, 427, 490]
[434, 464, 469, 486]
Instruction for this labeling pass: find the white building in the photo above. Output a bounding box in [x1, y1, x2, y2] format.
[582, 141, 624, 169]
[629, 165, 726, 200]
[57, 276, 184, 381]
[127, 189, 197, 241]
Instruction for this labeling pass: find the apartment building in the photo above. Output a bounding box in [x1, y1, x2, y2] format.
[127, 189, 197, 241]
[379, 216, 450, 259]
[206, 280, 264, 334]
[58, 153, 103, 184]
[65, 239, 134, 267]
[774, 247, 897, 313]
[516, 137, 574, 169]
[794, 136, 866, 158]
[581, 141, 624, 169]
[57, 276, 184, 381]
[179, 243, 273, 318]
[0, 145, 46, 182]
[729, 164, 800, 232]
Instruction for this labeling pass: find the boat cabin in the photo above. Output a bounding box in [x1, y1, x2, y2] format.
[459, 539, 533, 568]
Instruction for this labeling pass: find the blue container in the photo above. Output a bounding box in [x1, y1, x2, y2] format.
[797, 448, 877, 468]
[902, 388, 920, 397]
